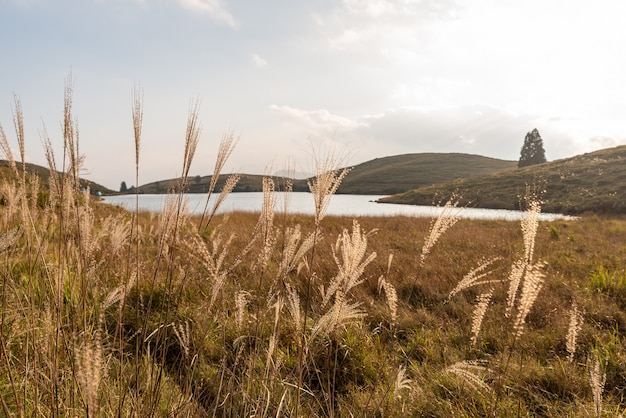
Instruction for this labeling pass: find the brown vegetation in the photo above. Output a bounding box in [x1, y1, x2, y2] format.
[1, 83, 625, 417]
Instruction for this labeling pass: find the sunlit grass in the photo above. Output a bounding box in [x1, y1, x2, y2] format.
[1, 83, 626, 416]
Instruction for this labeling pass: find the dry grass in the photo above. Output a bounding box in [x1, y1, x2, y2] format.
[1, 84, 626, 417]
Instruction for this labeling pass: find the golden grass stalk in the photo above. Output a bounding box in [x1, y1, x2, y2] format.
[205, 173, 240, 223]
[131, 82, 143, 303]
[101, 214, 131, 257]
[188, 228, 234, 311]
[41, 124, 61, 200]
[75, 333, 105, 418]
[296, 146, 349, 414]
[180, 99, 201, 191]
[101, 272, 136, 318]
[255, 177, 277, 272]
[173, 321, 191, 359]
[321, 220, 376, 308]
[505, 258, 526, 318]
[208, 130, 238, 196]
[77, 203, 97, 279]
[276, 225, 315, 286]
[198, 131, 239, 230]
[513, 262, 545, 338]
[378, 277, 398, 325]
[235, 290, 251, 331]
[131, 83, 143, 175]
[63, 73, 81, 190]
[0, 123, 18, 177]
[265, 296, 284, 381]
[588, 350, 606, 418]
[506, 190, 543, 319]
[420, 193, 461, 265]
[276, 224, 303, 280]
[446, 257, 501, 302]
[470, 288, 494, 347]
[310, 291, 365, 340]
[285, 283, 302, 334]
[312, 221, 374, 339]
[307, 150, 350, 226]
[446, 360, 493, 396]
[566, 301, 583, 362]
[11, 94, 26, 178]
[393, 365, 412, 399]
[521, 195, 541, 264]
[279, 156, 295, 214]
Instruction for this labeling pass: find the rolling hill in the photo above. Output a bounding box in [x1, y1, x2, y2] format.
[378, 145, 626, 215]
[131, 153, 517, 195]
[332, 153, 517, 194]
[131, 174, 287, 195]
[0, 160, 114, 195]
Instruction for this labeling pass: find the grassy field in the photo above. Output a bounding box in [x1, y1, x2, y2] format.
[1, 86, 625, 417]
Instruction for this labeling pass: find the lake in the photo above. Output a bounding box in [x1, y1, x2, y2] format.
[101, 192, 574, 221]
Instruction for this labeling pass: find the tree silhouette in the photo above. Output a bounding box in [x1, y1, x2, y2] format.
[518, 129, 547, 168]
[120, 181, 128, 193]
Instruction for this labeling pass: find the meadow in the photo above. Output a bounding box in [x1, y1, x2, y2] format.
[1, 85, 625, 417]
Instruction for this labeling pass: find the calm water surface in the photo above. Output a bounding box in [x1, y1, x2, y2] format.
[101, 192, 574, 221]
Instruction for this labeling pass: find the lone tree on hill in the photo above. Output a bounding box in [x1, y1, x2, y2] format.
[518, 128, 547, 167]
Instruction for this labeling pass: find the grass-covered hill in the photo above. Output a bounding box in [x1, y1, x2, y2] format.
[379, 145, 626, 215]
[132, 173, 289, 194]
[0, 160, 113, 195]
[333, 153, 517, 195]
[131, 153, 517, 195]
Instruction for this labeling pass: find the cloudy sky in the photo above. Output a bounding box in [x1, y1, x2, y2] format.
[1, 0, 625, 189]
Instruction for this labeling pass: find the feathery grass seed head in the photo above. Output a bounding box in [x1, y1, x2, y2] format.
[471, 288, 494, 347]
[421, 193, 461, 265]
[506, 258, 527, 318]
[394, 365, 412, 399]
[235, 291, 251, 331]
[447, 257, 501, 302]
[588, 350, 606, 418]
[378, 277, 398, 325]
[75, 334, 105, 418]
[513, 262, 546, 338]
[446, 360, 493, 396]
[307, 148, 350, 225]
[566, 301, 583, 361]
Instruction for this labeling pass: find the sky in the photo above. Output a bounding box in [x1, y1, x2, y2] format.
[1, 0, 626, 190]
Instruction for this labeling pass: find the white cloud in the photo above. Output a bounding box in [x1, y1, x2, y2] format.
[176, 0, 238, 27]
[251, 53, 268, 68]
[270, 105, 365, 131]
[269, 106, 368, 160]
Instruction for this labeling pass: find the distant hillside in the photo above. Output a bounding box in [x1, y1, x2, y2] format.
[378, 145, 626, 215]
[132, 153, 516, 195]
[333, 153, 517, 194]
[0, 160, 113, 195]
[133, 174, 294, 194]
